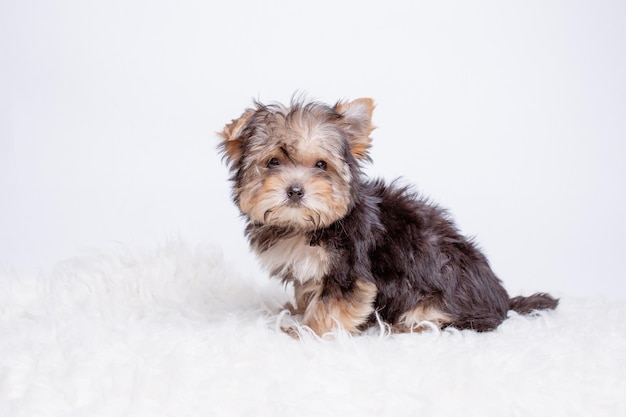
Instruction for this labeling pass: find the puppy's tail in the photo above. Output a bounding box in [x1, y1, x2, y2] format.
[509, 292, 559, 314]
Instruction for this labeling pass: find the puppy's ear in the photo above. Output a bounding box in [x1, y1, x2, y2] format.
[218, 109, 254, 166]
[335, 98, 375, 160]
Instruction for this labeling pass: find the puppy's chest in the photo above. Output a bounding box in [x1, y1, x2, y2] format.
[253, 234, 331, 284]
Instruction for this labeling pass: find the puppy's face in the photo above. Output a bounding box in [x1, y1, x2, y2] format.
[219, 98, 375, 230]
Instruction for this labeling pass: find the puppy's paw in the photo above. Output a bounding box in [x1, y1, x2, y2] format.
[280, 326, 301, 339]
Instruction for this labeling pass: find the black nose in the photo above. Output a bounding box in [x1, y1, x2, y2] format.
[286, 185, 305, 202]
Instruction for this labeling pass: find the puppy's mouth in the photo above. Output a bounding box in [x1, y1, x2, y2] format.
[305, 212, 322, 228]
[262, 206, 323, 230]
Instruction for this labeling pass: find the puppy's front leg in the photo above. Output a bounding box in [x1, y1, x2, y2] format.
[303, 279, 377, 335]
[284, 280, 320, 315]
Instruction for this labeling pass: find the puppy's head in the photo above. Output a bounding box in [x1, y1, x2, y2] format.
[219, 97, 375, 230]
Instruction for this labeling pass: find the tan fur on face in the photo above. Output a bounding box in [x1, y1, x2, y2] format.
[238, 166, 351, 230]
[303, 280, 378, 335]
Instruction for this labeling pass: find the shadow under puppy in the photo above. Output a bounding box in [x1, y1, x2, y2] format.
[218, 97, 558, 336]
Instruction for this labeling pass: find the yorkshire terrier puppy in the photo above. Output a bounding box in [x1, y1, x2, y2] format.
[218, 97, 558, 336]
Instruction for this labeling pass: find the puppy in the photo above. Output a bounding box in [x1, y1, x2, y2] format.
[218, 97, 558, 335]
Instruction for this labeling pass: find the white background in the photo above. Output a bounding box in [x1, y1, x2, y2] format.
[1, 0, 625, 300]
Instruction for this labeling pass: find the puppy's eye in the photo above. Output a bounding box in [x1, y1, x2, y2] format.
[267, 158, 280, 168]
[315, 160, 327, 170]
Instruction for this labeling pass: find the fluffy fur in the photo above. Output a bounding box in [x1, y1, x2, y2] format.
[219, 97, 558, 336]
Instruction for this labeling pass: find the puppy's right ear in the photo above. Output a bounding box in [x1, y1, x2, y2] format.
[335, 98, 375, 161]
[218, 109, 254, 166]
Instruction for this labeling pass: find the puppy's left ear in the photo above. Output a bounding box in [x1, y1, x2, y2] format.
[218, 109, 254, 167]
[335, 98, 375, 160]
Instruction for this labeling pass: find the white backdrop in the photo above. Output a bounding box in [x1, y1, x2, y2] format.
[1, 0, 625, 300]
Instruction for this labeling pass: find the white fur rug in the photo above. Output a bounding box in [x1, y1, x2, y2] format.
[1, 242, 624, 417]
